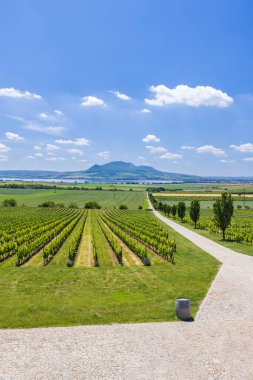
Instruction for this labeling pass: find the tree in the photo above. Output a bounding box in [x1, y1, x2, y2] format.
[119, 204, 128, 210]
[85, 201, 101, 209]
[39, 201, 55, 207]
[190, 200, 200, 228]
[177, 202, 186, 221]
[166, 205, 172, 216]
[171, 204, 177, 218]
[213, 193, 234, 240]
[2, 198, 17, 207]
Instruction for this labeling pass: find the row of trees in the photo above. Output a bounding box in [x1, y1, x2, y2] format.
[150, 193, 234, 240]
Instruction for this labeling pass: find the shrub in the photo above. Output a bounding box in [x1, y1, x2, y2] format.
[69, 202, 78, 208]
[2, 199, 17, 207]
[39, 201, 55, 208]
[119, 204, 128, 210]
[85, 201, 101, 209]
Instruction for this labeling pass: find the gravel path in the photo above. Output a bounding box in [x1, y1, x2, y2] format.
[1, 201, 253, 379]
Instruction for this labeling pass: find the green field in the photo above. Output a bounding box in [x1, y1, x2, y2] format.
[0, 188, 145, 208]
[0, 222, 219, 329]
[0, 199, 219, 328]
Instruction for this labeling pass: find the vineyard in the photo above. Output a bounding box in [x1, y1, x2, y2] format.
[0, 202, 219, 328]
[0, 207, 177, 268]
[152, 193, 253, 255]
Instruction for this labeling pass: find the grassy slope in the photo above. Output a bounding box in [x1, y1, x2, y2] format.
[0, 220, 219, 329]
[0, 189, 145, 209]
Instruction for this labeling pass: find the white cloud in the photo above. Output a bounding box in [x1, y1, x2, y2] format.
[146, 145, 167, 154]
[145, 84, 233, 108]
[243, 157, 253, 161]
[196, 145, 227, 157]
[54, 109, 64, 116]
[55, 138, 90, 146]
[68, 148, 83, 156]
[79, 159, 87, 162]
[81, 96, 106, 107]
[142, 134, 160, 143]
[220, 159, 235, 163]
[159, 152, 183, 159]
[34, 152, 44, 158]
[5, 132, 24, 141]
[140, 108, 151, 113]
[45, 156, 65, 161]
[0, 87, 42, 100]
[0, 154, 8, 161]
[25, 124, 65, 135]
[138, 156, 145, 160]
[39, 112, 51, 120]
[46, 144, 60, 151]
[98, 151, 110, 159]
[230, 143, 253, 153]
[0, 143, 11, 153]
[34, 145, 42, 150]
[110, 90, 131, 101]
[25, 155, 35, 159]
[181, 145, 195, 150]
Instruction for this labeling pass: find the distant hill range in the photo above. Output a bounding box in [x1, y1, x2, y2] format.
[0, 161, 253, 183]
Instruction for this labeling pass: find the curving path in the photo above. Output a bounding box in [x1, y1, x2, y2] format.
[148, 197, 253, 322]
[1, 199, 253, 379]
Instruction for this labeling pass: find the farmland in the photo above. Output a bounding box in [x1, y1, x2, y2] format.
[0, 196, 219, 328]
[153, 193, 253, 256]
[0, 188, 145, 208]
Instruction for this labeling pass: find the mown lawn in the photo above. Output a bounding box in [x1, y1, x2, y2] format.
[0, 224, 219, 329]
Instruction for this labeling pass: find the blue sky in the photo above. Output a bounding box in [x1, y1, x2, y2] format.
[0, 0, 253, 176]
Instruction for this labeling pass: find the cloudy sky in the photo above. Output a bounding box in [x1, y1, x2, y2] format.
[0, 0, 253, 176]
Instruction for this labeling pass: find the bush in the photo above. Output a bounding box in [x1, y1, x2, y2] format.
[85, 201, 101, 209]
[39, 201, 55, 208]
[69, 202, 78, 209]
[138, 205, 143, 209]
[2, 198, 17, 207]
[119, 204, 128, 210]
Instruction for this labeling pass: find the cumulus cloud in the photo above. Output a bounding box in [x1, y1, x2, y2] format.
[0, 143, 11, 153]
[230, 143, 253, 153]
[243, 157, 253, 161]
[34, 145, 42, 150]
[81, 96, 106, 107]
[0, 87, 42, 100]
[146, 145, 167, 154]
[196, 145, 227, 157]
[145, 84, 233, 108]
[181, 145, 195, 150]
[110, 90, 131, 101]
[142, 134, 160, 143]
[46, 144, 60, 151]
[140, 108, 151, 113]
[5, 132, 24, 141]
[55, 138, 90, 146]
[68, 148, 83, 156]
[159, 152, 183, 159]
[98, 151, 110, 159]
[54, 109, 64, 116]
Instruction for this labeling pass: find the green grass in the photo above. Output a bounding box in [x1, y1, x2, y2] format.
[0, 221, 219, 329]
[0, 189, 145, 209]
